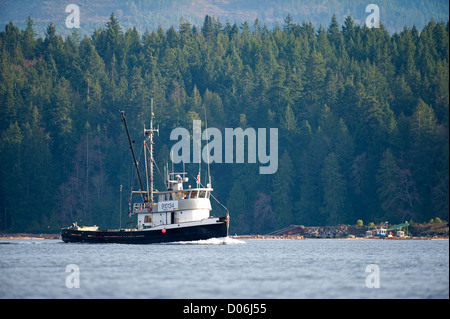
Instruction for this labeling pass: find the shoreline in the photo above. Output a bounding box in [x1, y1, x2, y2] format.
[0, 233, 61, 240]
[0, 233, 448, 241]
[230, 235, 449, 240]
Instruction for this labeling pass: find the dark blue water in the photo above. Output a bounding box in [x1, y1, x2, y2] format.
[0, 238, 448, 299]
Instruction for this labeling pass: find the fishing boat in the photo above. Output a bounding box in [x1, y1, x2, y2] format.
[61, 101, 229, 244]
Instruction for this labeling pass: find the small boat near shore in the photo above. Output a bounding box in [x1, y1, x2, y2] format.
[61, 101, 229, 244]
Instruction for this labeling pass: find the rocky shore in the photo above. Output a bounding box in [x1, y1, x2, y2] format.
[0, 233, 61, 240]
[235, 222, 449, 240]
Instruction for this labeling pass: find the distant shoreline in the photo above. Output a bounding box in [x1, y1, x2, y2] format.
[230, 235, 449, 240]
[0, 233, 61, 240]
[1, 233, 448, 241]
[1, 222, 448, 241]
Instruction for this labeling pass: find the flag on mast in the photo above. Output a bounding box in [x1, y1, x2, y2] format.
[196, 172, 200, 185]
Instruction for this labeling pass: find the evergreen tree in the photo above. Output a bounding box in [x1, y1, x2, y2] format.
[320, 152, 346, 225]
[226, 180, 248, 234]
[22, 16, 36, 59]
[327, 15, 343, 50]
[272, 150, 294, 228]
[0, 122, 24, 230]
[377, 149, 419, 222]
[303, 48, 326, 104]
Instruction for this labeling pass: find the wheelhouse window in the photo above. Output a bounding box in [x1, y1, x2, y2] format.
[144, 215, 152, 223]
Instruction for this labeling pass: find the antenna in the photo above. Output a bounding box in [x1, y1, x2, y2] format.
[163, 164, 166, 189]
[171, 149, 174, 176]
[204, 107, 211, 187]
[198, 132, 201, 188]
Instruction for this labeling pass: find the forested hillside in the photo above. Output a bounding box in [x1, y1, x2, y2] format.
[1, 0, 449, 37]
[0, 14, 448, 233]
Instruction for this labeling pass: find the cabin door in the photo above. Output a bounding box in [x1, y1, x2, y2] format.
[171, 212, 175, 224]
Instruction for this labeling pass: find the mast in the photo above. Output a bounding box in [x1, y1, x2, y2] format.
[120, 110, 146, 201]
[144, 99, 158, 204]
[149, 99, 155, 204]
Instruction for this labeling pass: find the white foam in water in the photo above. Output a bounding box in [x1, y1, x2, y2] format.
[172, 236, 246, 245]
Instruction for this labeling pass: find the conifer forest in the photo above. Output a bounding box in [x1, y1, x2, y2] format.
[0, 12, 448, 234]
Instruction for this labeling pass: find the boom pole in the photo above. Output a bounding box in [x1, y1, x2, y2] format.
[120, 110, 146, 202]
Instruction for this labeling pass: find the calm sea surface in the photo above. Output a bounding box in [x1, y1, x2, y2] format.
[0, 238, 448, 299]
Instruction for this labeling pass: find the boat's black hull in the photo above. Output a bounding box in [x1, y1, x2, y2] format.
[61, 217, 229, 244]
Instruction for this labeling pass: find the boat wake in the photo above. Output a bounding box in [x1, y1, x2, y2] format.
[169, 236, 246, 245]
